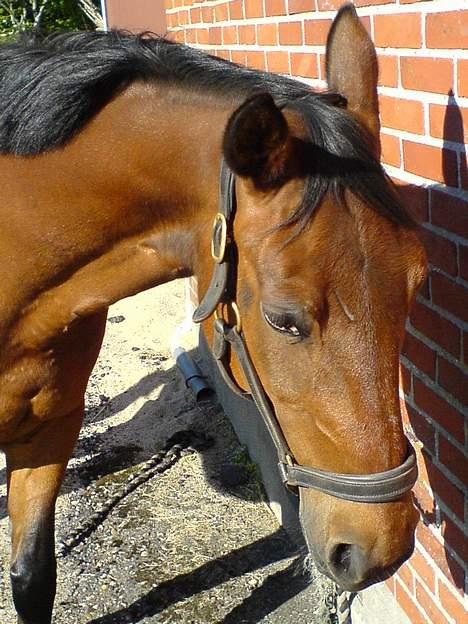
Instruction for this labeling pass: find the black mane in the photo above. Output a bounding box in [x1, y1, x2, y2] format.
[0, 30, 412, 227]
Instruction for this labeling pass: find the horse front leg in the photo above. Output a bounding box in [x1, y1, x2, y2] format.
[6, 406, 83, 624]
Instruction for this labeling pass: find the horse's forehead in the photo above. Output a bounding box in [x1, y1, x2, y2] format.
[252, 207, 416, 314]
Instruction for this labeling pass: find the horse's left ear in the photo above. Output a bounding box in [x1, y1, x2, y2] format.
[326, 4, 380, 156]
[223, 93, 293, 189]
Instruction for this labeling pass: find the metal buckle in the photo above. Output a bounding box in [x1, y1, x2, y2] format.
[211, 213, 228, 264]
[214, 301, 242, 333]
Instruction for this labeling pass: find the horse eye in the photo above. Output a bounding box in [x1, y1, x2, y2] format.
[263, 311, 302, 337]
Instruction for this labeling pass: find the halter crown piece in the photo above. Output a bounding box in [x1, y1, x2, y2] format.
[192, 160, 418, 503]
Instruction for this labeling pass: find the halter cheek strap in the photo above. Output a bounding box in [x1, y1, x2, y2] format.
[193, 161, 418, 504]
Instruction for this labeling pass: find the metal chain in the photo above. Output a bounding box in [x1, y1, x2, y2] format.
[57, 430, 212, 558]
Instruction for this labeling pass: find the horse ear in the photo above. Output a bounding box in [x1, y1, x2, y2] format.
[326, 3, 380, 155]
[223, 93, 293, 189]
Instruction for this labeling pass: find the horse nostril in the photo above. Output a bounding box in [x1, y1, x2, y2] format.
[328, 542, 368, 587]
[331, 543, 353, 574]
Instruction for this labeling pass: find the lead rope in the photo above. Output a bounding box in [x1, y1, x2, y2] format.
[57, 430, 212, 558]
[336, 589, 355, 624]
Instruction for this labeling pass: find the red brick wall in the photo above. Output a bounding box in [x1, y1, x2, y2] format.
[164, 1, 467, 623]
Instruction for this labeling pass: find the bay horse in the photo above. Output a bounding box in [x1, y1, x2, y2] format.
[0, 4, 426, 623]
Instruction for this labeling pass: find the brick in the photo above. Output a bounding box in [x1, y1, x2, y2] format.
[374, 13, 421, 49]
[438, 579, 467, 624]
[230, 50, 246, 66]
[401, 363, 412, 396]
[402, 332, 436, 378]
[441, 513, 468, 563]
[419, 227, 458, 276]
[431, 190, 468, 239]
[279, 22, 303, 45]
[185, 28, 196, 43]
[381, 133, 401, 168]
[201, 5, 213, 22]
[459, 60, 468, 98]
[228, 0, 243, 20]
[460, 246, 468, 283]
[214, 3, 229, 22]
[257, 23, 278, 46]
[245, 0, 264, 18]
[415, 523, 465, 593]
[395, 183, 428, 222]
[410, 300, 460, 359]
[304, 19, 331, 46]
[416, 446, 432, 486]
[174, 9, 189, 25]
[379, 95, 424, 135]
[215, 49, 231, 62]
[432, 272, 468, 324]
[238, 24, 256, 45]
[266, 51, 290, 74]
[317, 0, 345, 8]
[401, 57, 454, 95]
[426, 11, 468, 50]
[429, 103, 468, 144]
[208, 27, 221, 45]
[464, 331, 468, 368]
[190, 7, 201, 23]
[412, 479, 434, 524]
[222, 26, 237, 45]
[415, 580, 451, 624]
[407, 405, 435, 453]
[395, 580, 427, 624]
[318, 53, 326, 81]
[439, 436, 466, 484]
[409, 548, 436, 594]
[403, 141, 457, 187]
[426, 457, 465, 522]
[378, 55, 399, 88]
[172, 30, 185, 43]
[290, 53, 319, 79]
[413, 378, 464, 445]
[196, 28, 209, 45]
[395, 560, 414, 594]
[245, 51, 266, 71]
[354, 0, 395, 5]
[288, 0, 314, 14]
[438, 356, 468, 407]
[460, 152, 468, 192]
[385, 575, 396, 596]
[265, 0, 286, 17]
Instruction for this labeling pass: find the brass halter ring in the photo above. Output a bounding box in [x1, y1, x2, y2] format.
[211, 213, 228, 264]
[214, 301, 242, 333]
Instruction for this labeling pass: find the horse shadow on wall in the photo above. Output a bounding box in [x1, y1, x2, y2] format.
[402, 91, 467, 596]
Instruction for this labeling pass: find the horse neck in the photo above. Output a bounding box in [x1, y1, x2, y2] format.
[86, 83, 234, 273]
[2, 84, 236, 350]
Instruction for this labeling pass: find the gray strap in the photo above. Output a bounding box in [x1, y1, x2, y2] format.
[279, 451, 418, 503]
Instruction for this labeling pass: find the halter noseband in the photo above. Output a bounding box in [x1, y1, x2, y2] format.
[192, 161, 418, 504]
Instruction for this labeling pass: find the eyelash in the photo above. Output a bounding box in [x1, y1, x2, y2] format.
[263, 311, 303, 339]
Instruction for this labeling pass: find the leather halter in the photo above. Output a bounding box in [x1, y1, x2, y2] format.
[193, 161, 418, 503]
